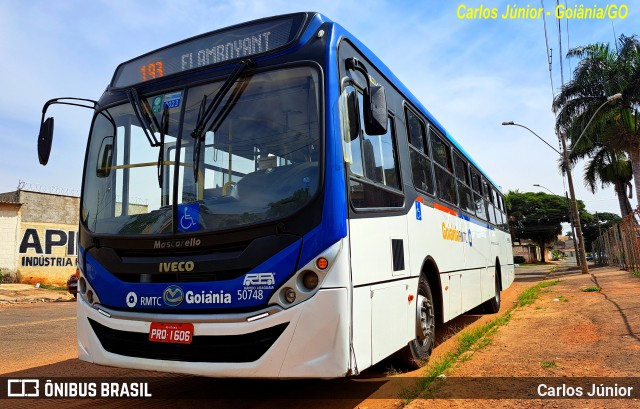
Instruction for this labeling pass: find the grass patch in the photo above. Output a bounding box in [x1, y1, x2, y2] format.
[401, 280, 560, 403]
[581, 286, 601, 293]
[540, 360, 557, 369]
[385, 366, 403, 376]
[37, 284, 67, 291]
[631, 271, 640, 277]
[517, 280, 560, 307]
[557, 296, 569, 302]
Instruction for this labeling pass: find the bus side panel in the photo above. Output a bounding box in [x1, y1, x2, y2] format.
[459, 218, 482, 312]
[500, 232, 515, 290]
[406, 202, 451, 321]
[371, 282, 408, 363]
[349, 216, 413, 367]
[473, 222, 495, 306]
[279, 288, 350, 378]
[349, 217, 408, 287]
[352, 286, 372, 370]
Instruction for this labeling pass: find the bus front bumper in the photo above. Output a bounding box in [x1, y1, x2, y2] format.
[77, 287, 349, 378]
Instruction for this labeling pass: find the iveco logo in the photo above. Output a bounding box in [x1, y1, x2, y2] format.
[163, 285, 184, 307]
[159, 261, 195, 273]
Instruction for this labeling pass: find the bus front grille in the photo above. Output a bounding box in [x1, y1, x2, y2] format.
[88, 318, 288, 363]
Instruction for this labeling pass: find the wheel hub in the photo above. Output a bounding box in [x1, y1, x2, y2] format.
[416, 294, 433, 347]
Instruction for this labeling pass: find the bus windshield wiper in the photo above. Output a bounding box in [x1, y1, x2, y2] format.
[192, 59, 253, 182]
[127, 88, 161, 147]
[157, 105, 169, 188]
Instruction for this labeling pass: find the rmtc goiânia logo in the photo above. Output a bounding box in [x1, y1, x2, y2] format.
[163, 285, 184, 306]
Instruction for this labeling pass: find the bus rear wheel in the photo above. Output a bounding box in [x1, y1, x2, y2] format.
[401, 275, 435, 367]
[481, 271, 501, 314]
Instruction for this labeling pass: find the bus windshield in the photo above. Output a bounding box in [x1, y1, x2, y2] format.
[82, 66, 321, 235]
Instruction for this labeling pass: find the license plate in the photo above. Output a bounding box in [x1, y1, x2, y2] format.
[149, 322, 194, 344]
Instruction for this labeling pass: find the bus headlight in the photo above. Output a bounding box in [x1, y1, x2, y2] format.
[77, 270, 101, 306]
[79, 277, 87, 295]
[301, 271, 319, 290]
[268, 240, 343, 309]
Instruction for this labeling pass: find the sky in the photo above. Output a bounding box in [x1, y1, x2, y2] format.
[1, 0, 638, 216]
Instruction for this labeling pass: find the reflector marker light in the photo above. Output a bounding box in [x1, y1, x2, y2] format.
[316, 257, 329, 270]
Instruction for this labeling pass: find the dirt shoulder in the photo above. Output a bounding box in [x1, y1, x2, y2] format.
[406, 265, 640, 408]
[0, 284, 74, 304]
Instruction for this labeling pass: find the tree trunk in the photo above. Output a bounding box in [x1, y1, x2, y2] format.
[628, 146, 640, 210]
[614, 180, 633, 217]
[536, 238, 546, 263]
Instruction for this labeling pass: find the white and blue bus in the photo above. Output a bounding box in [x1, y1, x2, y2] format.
[37, 12, 514, 378]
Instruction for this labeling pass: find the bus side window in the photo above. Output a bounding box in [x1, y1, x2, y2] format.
[405, 108, 434, 195]
[454, 153, 475, 215]
[493, 188, 504, 226]
[430, 131, 456, 205]
[348, 92, 404, 209]
[471, 169, 486, 220]
[357, 93, 400, 189]
[484, 181, 497, 225]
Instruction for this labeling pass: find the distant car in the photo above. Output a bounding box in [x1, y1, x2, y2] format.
[586, 254, 594, 261]
[67, 270, 79, 299]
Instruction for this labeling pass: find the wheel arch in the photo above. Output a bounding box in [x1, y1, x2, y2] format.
[495, 257, 502, 291]
[420, 256, 443, 324]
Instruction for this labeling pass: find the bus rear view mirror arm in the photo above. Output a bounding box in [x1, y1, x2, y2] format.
[37, 97, 99, 166]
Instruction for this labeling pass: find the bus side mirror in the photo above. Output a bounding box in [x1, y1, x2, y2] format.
[96, 136, 114, 178]
[38, 117, 54, 165]
[364, 84, 388, 136]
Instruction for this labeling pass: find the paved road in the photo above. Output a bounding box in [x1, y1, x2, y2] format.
[0, 302, 77, 374]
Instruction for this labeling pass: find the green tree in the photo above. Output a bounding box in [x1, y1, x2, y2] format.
[582, 211, 622, 251]
[506, 191, 589, 262]
[553, 35, 640, 203]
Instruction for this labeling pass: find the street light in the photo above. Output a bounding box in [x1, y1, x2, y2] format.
[503, 122, 589, 273]
[503, 94, 623, 273]
[503, 94, 622, 274]
[533, 183, 556, 195]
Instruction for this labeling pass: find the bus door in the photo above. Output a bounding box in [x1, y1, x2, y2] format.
[341, 80, 410, 368]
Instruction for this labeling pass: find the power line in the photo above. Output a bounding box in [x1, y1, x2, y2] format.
[540, 0, 555, 101]
[556, 0, 565, 87]
[565, 0, 572, 80]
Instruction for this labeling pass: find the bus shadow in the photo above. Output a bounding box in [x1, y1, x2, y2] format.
[5, 359, 400, 408]
[435, 313, 482, 346]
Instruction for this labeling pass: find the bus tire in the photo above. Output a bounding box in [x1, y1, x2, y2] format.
[481, 271, 501, 314]
[401, 275, 435, 367]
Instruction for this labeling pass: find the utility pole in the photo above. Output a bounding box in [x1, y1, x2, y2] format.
[560, 136, 589, 274]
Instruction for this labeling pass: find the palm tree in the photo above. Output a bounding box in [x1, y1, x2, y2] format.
[553, 35, 640, 205]
[580, 145, 633, 216]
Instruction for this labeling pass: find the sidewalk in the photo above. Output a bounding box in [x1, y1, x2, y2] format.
[0, 284, 74, 304]
[411, 264, 640, 408]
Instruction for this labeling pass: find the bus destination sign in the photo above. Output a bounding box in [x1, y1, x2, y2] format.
[111, 14, 305, 88]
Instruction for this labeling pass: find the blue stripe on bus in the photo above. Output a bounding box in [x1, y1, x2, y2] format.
[296, 15, 348, 269]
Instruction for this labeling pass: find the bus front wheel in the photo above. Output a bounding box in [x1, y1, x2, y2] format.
[401, 275, 435, 367]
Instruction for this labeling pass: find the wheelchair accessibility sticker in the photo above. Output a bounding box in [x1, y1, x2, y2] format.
[178, 203, 200, 232]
